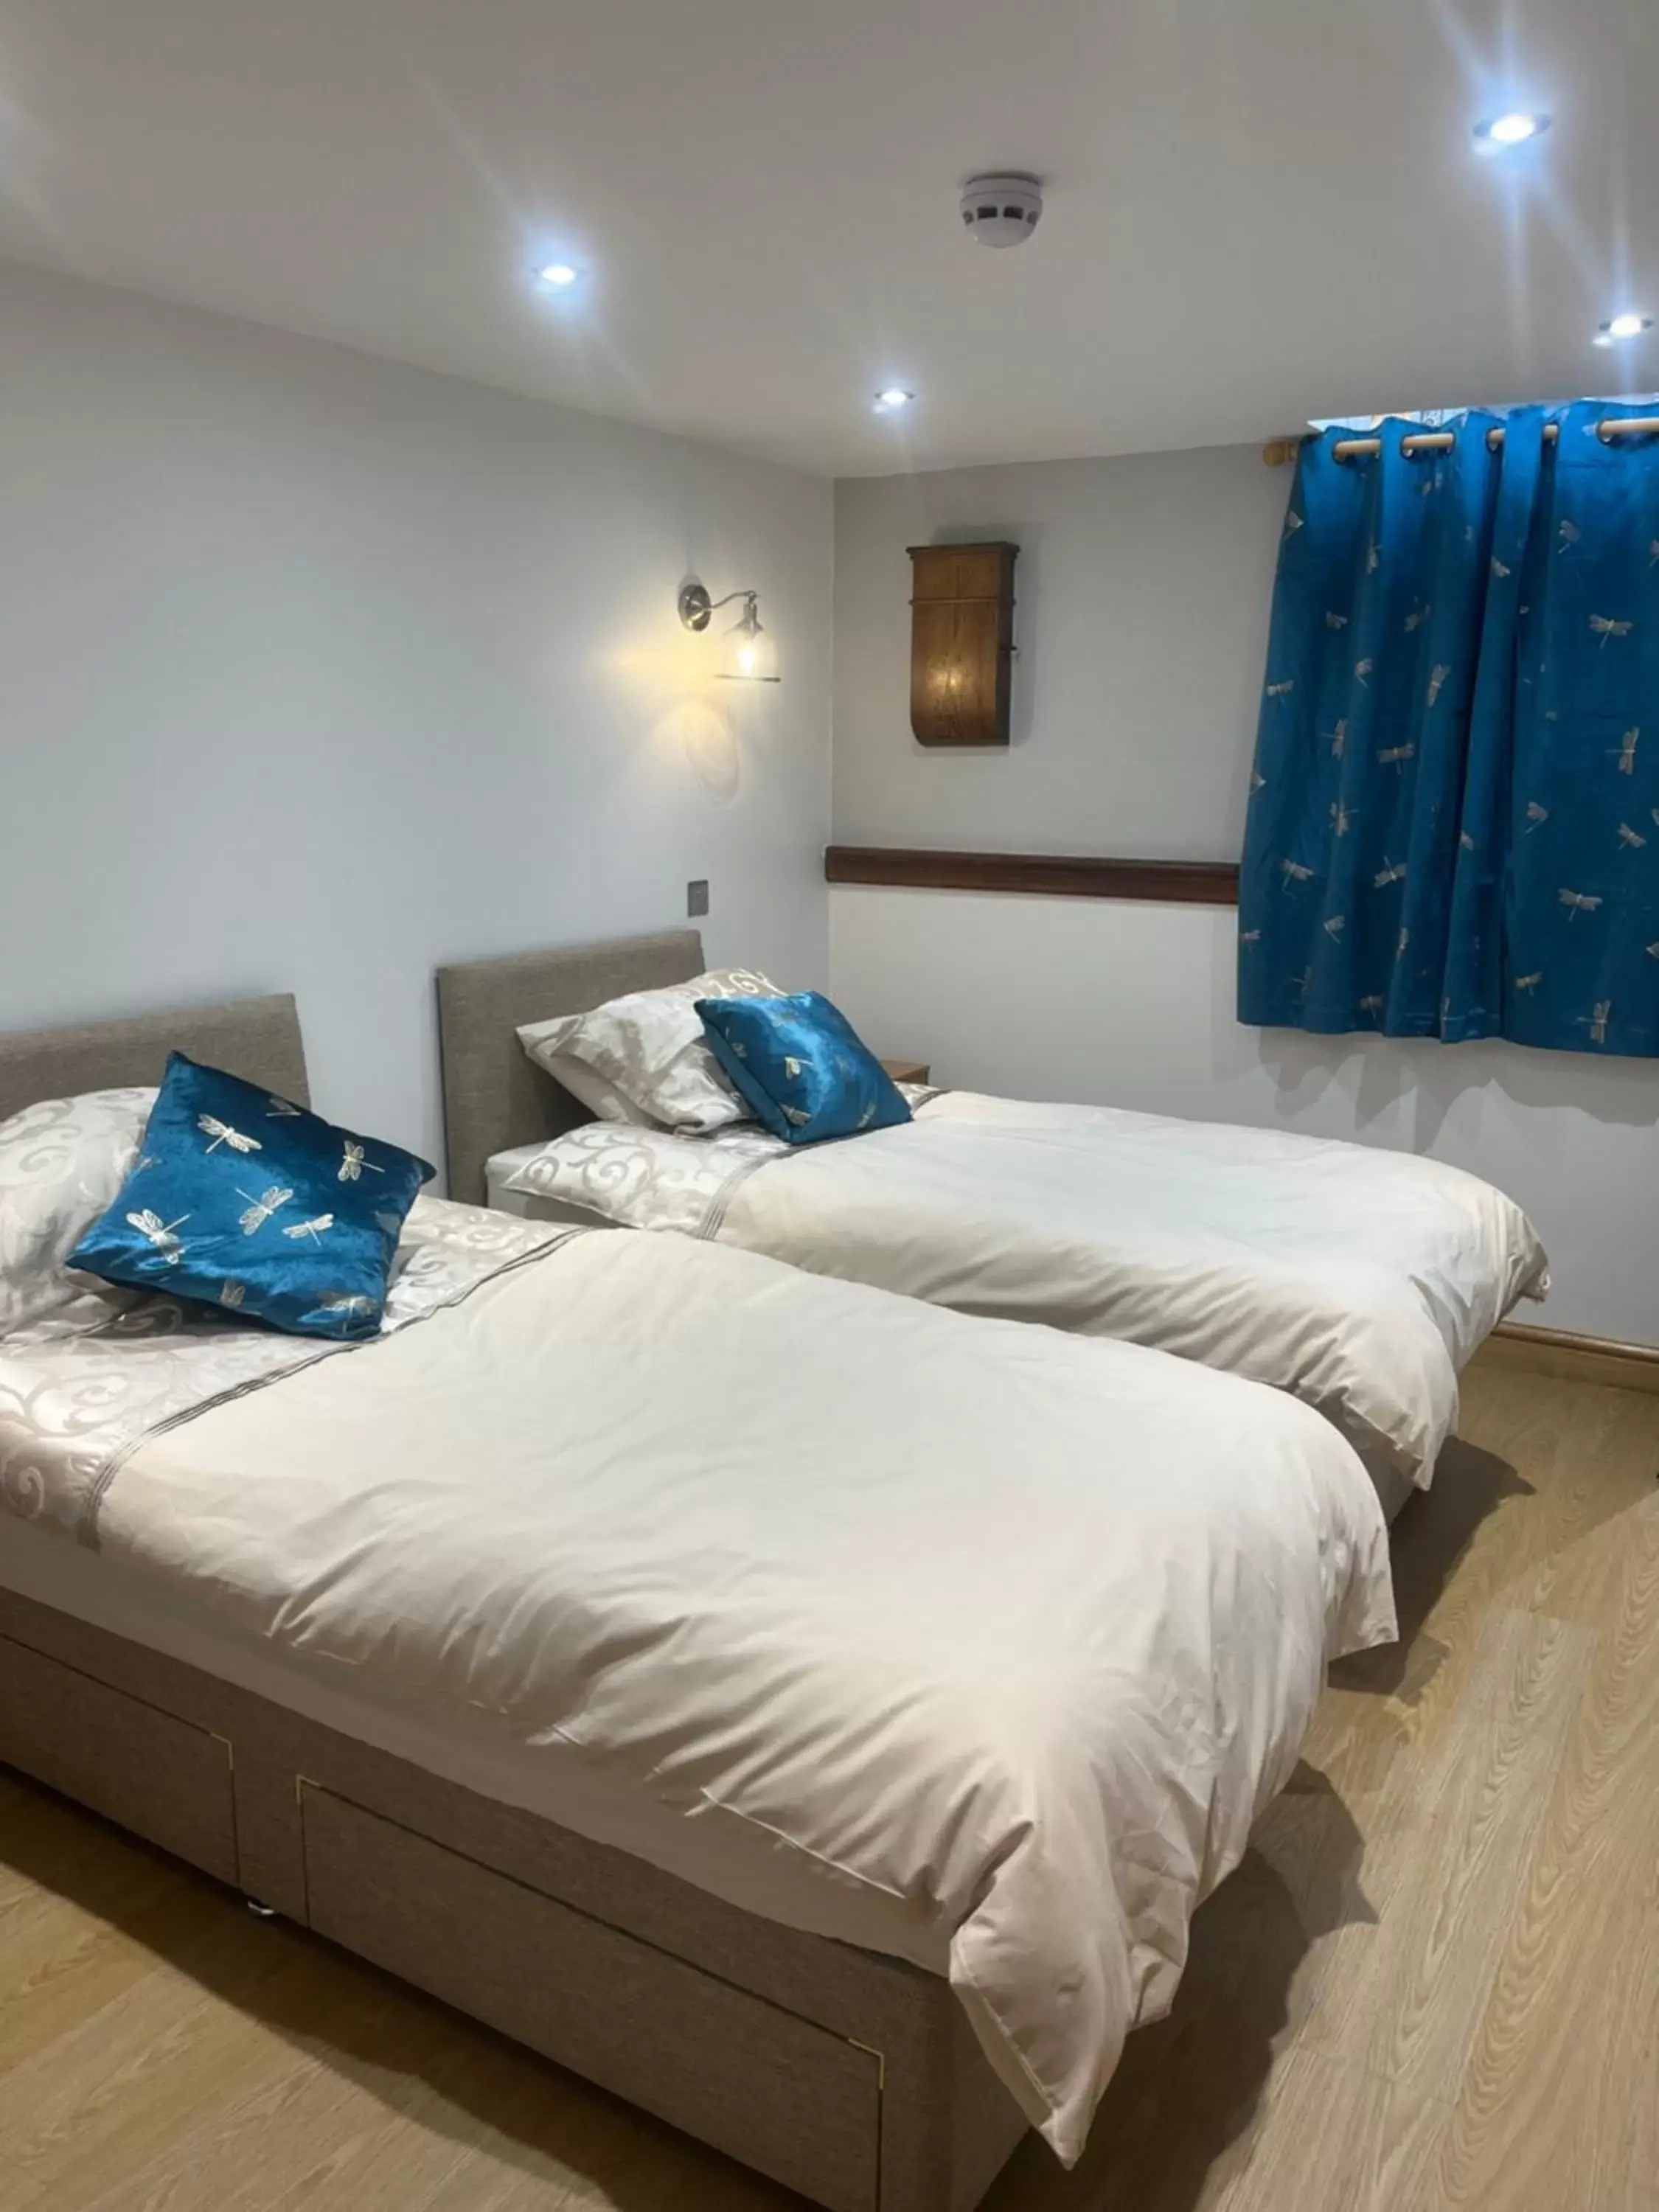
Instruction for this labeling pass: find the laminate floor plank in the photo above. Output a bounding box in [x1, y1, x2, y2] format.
[1432, 1496, 1659, 2211]
[0, 2157, 43, 2210]
[0, 1865, 210, 2073]
[1210, 2045, 1454, 2212]
[0, 1906, 333, 2196]
[1303, 1608, 1594, 2096]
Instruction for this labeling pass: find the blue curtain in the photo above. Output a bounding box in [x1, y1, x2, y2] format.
[1239, 402, 1659, 1056]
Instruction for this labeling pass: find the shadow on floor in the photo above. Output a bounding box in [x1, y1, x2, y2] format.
[1330, 1437, 1528, 1699]
[984, 1765, 1373, 2212]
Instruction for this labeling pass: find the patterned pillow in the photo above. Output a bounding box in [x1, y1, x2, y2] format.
[511, 1023, 645, 1127]
[69, 1054, 434, 1339]
[517, 968, 785, 1133]
[0, 1088, 156, 1336]
[695, 993, 911, 1146]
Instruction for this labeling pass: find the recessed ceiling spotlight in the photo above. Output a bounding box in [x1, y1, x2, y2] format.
[1593, 311, 1653, 347]
[873, 387, 915, 413]
[1474, 111, 1551, 153]
[535, 262, 580, 288]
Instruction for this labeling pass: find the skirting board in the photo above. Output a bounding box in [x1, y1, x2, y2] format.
[1482, 1320, 1659, 1396]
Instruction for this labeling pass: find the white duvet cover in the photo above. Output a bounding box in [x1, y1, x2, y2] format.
[17, 1225, 1394, 2166]
[499, 1090, 1548, 1486]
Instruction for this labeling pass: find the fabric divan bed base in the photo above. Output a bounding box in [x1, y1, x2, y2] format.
[0, 1582, 1027, 2212]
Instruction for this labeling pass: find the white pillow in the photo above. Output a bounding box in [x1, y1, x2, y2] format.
[517, 969, 785, 1134]
[0, 1087, 156, 1336]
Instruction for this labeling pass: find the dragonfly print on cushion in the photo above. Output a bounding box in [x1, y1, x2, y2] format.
[1239, 400, 1659, 1056]
[198, 1114, 262, 1155]
[125, 1209, 189, 1265]
[282, 1213, 335, 1247]
[238, 1185, 293, 1235]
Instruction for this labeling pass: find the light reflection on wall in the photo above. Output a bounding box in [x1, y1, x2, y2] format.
[599, 612, 742, 805]
[658, 698, 740, 802]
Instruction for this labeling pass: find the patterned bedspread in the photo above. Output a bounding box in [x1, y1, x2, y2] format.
[0, 1197, 575, 1546]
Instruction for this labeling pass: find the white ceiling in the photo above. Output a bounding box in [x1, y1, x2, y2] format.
[0, 0, 1653, 476]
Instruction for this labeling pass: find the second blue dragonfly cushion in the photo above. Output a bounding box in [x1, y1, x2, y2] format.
[695, 991, 912, 1145]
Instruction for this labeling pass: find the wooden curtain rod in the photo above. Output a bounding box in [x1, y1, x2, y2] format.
[1262, 415, 1659, 466]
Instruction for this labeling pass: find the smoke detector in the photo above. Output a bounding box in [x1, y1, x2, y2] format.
[959, 173, 1043, 248]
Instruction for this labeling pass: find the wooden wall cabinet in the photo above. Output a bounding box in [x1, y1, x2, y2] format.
[907, 541, 1017, 747]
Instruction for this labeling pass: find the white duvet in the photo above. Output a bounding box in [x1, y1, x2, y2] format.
[92, 1228, 1393, 2166]
[501, 1091, 1548, 1486]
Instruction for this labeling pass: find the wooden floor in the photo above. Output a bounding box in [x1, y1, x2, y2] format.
[1, 1360, 1655, 2212]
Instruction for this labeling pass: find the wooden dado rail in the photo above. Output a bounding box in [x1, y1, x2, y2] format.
[825, 847, 1241, 904]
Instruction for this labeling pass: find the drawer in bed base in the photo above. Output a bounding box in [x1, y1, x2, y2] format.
[0, 1629, 239, 1885]
[296, 1781, 883, 2212]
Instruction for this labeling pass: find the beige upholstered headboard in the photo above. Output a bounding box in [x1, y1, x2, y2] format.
[435, 929, 705, 1204]
[0, 995, 309, 1124]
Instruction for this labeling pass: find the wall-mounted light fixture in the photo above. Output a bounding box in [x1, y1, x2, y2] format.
[678, 581, 780, 683]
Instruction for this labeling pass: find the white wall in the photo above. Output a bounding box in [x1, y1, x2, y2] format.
[0, 261, 832, 1172]
[831, 453, 1659, 1343]
[833, 445, 1284, 855]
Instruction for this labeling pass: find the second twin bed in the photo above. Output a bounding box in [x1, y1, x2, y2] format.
[442, 928, 1548, 1506]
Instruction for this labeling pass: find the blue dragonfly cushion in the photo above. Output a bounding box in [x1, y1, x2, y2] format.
[696, 992, 911, 1146]
[69, 1053, 434, 1339]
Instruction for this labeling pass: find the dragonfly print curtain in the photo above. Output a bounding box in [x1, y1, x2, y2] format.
[1239, 401, 1659, 1057]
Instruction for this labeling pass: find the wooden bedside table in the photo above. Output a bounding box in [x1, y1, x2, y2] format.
[880, 1057, 931, 1086]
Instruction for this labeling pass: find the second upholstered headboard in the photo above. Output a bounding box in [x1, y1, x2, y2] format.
[0, 994, 309, 1124]
[435, 929, 705, 1204]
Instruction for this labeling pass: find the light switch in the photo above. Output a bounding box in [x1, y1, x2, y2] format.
[686, 879, 709, 918]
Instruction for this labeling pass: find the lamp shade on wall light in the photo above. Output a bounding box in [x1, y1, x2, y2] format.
[718, 596, 779, 684]
[678, 581, 781, 684]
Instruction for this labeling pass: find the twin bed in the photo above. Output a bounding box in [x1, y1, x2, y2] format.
[442, 929, 1547, 1512]
[0, 942, 1543, 2209]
